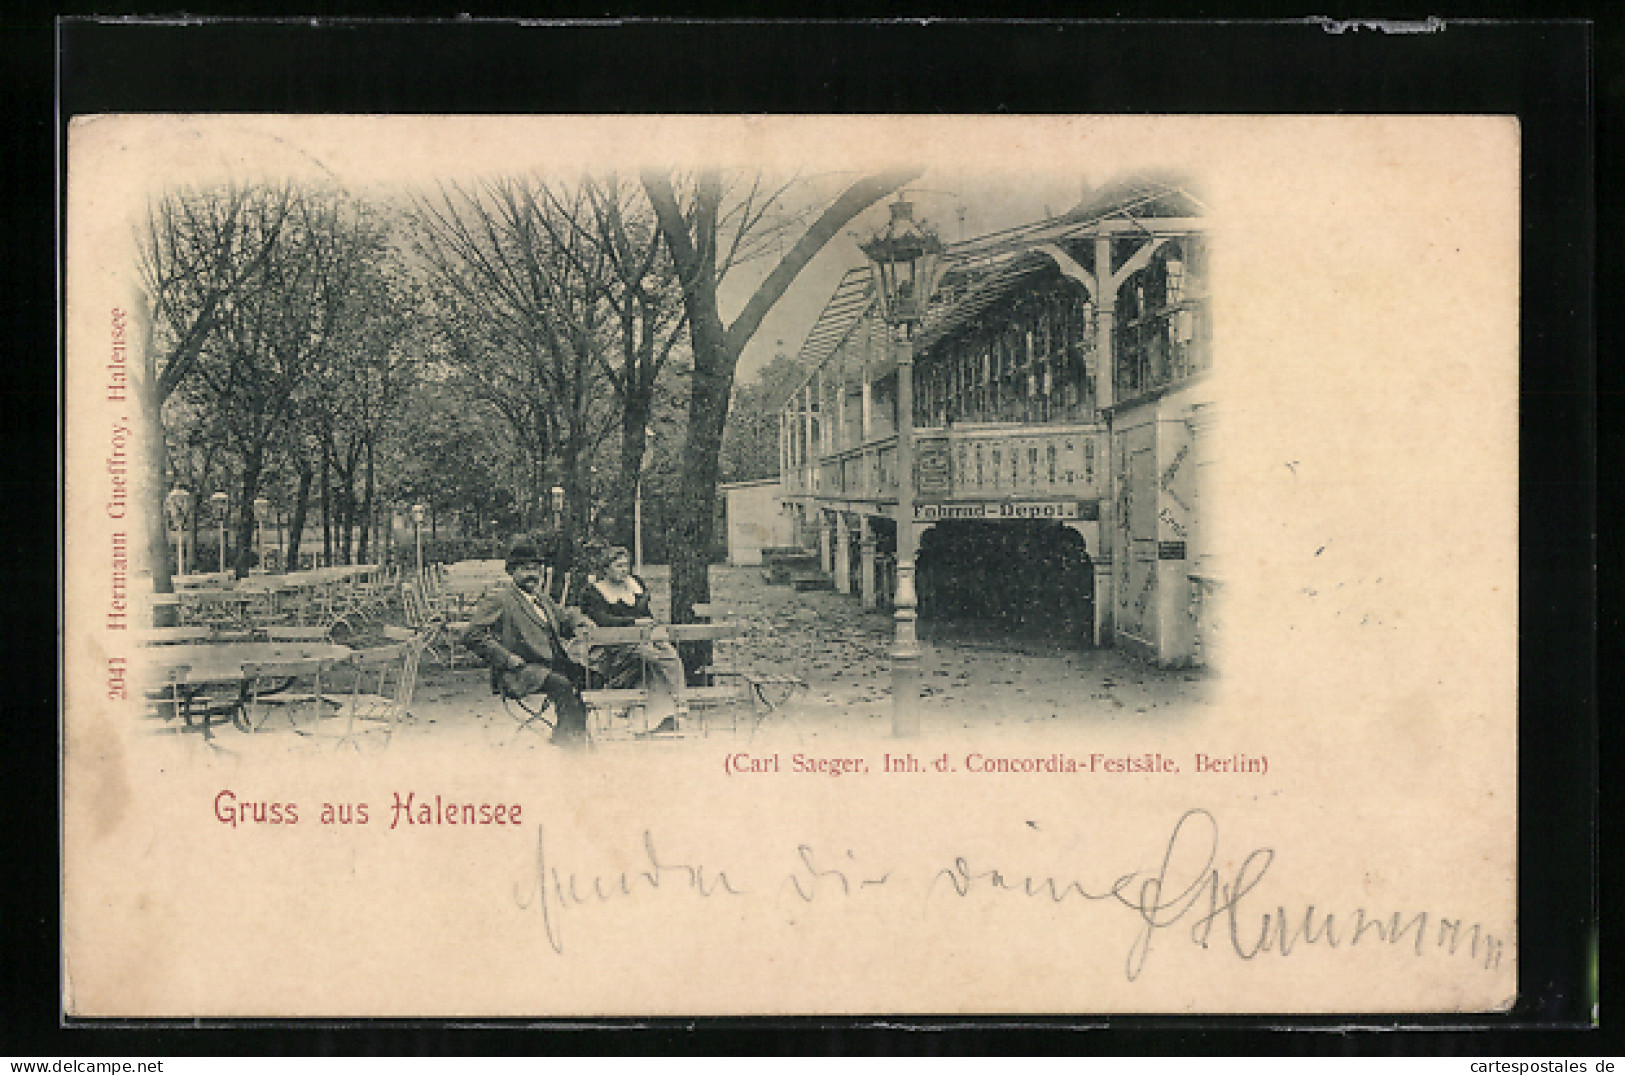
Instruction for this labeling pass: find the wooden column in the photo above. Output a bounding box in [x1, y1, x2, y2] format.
[803, 385, 815, 492]
[859, 516, 877, 609]
[861, 365, 873, 443]
[1095, 233, 1117, 645]
[836, 369, 848, 453]
[779, 410, 789, 486]
[834, 512, 851, 594]
[814, 368, 825, 456]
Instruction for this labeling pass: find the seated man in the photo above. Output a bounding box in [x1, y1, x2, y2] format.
[460, 540, 593, 748]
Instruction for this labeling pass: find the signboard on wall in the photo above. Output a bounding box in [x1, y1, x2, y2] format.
[916, 439, 952, 497]
[915, 500, 1082, 521]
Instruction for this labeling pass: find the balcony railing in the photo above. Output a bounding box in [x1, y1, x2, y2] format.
[783, 422, 1105, 504]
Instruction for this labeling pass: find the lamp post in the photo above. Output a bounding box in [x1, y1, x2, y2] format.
[411, 503, 426, 583]
[861, 196, 943, 738]
[210, 491, 229, 574]
[166, 487, 191, 577]
[253, 497, 270, 573]
[634, 426, 655, 573]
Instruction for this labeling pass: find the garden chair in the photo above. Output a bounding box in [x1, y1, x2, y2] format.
[144, 663, 193, 730]
[240, 652, 346, 736]
[333, 630, 429, 754]
[688, 602, 807, 727]
[402, 579, 470, 668]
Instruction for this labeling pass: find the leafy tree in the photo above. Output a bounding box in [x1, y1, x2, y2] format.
[721, 349, 805, 484]
[388, 383, 519, 541]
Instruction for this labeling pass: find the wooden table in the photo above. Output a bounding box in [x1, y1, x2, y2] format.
[148, 641, 354, 739]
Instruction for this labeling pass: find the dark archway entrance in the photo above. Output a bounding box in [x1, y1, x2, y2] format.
[917, 519, 1095, 647]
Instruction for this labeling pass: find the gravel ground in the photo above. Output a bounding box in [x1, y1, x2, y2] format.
[155, 564, 1213, 761]
[398, 564, 1214, 751]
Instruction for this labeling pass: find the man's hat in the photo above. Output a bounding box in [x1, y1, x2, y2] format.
[506, 539, 545, 571]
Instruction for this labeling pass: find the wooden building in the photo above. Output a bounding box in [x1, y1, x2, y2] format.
[778, 174, 1216, 666]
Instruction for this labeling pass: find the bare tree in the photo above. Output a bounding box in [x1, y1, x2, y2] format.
[306, 248, 417, 565]
[411, 176, 620, 569]
[559, 174, 690, 551]
[133, 183, 296, 603]
[639, 167, 921, 639]
[172, 189, 393, 576]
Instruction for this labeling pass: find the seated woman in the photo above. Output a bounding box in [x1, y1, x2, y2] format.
[579, 546, 688, 729]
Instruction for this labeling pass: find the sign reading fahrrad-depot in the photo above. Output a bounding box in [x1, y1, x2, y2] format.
[914, 500, 1082, 521]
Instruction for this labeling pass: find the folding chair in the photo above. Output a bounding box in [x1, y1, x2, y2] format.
[499, 687, 558, 742]
[683, 608, 807, 732]
[241, 653, 344, 736]
[334, 631, 428, 754]
[144, 663, 192, 731]
[401, 580, 458, 666]
[489, 631, 612, 744]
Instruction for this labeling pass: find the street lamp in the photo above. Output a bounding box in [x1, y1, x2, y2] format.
[861, 196, 944, 738]
[634, 426, 656, 573]
[165, 487, 191, 577]
[411, 503, 427, 583]
[253, 497, 270, 573]
[210, 491, 229, 575]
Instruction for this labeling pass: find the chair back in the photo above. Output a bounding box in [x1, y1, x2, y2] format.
[400, 581, 432, 627]
[353, 635, 426, 711]
[144, 663, 193, 724]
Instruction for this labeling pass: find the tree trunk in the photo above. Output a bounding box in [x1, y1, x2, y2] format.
[522, 451, 539, 531]
[337, 479, 354, 565]
[358, 440, 375, 562]
[559, 438, 584, 577]
[320, 453, 333, 567]
[188, 501, 202, 575]
[234, 457, 261, 578]
[286, 464, 312, 572]
[641, 166, 918, 659]
[666, 312, 731, 678]
[617, 395, 652, 553]
[670, 316, 731, 623]
[188, 451, 214, 576]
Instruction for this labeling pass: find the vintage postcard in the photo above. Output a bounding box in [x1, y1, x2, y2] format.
[62, 114, 1518, 1017]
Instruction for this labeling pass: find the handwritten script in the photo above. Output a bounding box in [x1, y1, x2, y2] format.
[513, 810, 1505, 981]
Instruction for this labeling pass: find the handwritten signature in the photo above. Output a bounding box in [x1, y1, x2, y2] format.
[513, 826, 744, 954]
[513, 810, 1506, 980]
